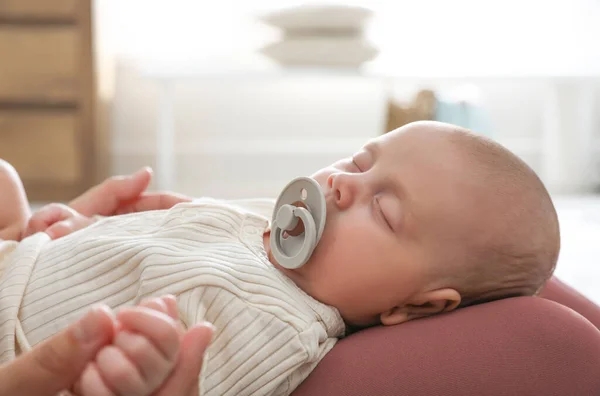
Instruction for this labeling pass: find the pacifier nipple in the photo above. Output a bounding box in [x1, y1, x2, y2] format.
[285, 202, 307, 237]
[271, 177, 326, 269]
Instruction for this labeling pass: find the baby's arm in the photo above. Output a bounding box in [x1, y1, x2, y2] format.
[74, 296, 182, 396]
[0, 160, 31, 241]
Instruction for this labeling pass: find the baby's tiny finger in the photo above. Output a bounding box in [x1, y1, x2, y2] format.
[24, 215, 48, 238]
[96, 345, 148, 396]
[46, 216, 94, 240]
[45, 219, 74, 240]
[77, 362, 116, 396]
[139, 297, 168, 315]
[24, 204, 73, 238]
[114, 330, 173, 390]
[117, 308, 180, 360]
[161, 295, 179, 321]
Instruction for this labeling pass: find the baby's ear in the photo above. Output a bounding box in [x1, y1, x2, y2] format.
[380, 288, 461, 326]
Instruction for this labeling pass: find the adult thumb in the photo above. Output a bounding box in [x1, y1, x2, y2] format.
[155, 323, 215, 396]
[0, 305, 115, 396]
[70, 167, 153, 217]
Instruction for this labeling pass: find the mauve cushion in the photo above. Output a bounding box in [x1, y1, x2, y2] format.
[540, 276, 600, 330]
[292, 278, 600, 396]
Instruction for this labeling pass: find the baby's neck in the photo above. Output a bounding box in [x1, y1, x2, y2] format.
[262, 230, 279, 270]
[263, 230, 307, 288]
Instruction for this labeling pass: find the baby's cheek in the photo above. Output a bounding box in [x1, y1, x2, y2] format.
[320, 227, 362, 266]
[336, 210, 378, 243]
[310, 209, 377, 275]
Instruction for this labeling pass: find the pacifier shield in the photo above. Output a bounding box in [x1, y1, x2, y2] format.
[270, 177, 326, 269]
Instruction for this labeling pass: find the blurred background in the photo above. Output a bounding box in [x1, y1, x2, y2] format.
[0, 0, 598, 300]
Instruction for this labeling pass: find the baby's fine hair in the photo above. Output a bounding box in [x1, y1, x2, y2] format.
[447, 128, 560, 307]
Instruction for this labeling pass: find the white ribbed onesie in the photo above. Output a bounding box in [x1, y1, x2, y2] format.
[0, 198, 345, 395]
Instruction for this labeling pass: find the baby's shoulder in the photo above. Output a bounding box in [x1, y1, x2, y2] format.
[224, 198, 276, 220]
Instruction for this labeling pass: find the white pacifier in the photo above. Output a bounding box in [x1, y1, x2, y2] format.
[270, 177, 326, 269]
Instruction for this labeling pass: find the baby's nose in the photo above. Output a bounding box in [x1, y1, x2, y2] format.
[327, 174, 335, 189]
[329, 173, 355, 210]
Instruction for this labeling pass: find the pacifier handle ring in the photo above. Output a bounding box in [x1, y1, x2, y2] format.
[272, 206, 317, 269]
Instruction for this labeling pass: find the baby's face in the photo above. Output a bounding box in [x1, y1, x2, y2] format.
[269, 122, 477, 327]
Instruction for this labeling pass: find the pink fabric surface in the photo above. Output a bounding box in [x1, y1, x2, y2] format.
[293, 277, 600, 396]
[540, 276, 600, 330]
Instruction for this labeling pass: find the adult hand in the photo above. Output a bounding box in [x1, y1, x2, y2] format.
[22, 168, 193, 240]
[69, 167, 192, 218]
[0, 298, 214, 396]
[131, 297, 215, 396]
[0, 305, 115, 396]
[74, 296, 214, 396]
[153, 323, 213, 396]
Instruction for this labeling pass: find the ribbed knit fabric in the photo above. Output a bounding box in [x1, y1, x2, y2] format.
[0, 199, 345, 395]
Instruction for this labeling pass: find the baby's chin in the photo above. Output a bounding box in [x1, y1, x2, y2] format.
[262, 230, 315, 292]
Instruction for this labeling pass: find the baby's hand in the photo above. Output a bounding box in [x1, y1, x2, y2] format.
[22, 203, 96, 240]
[73, 296, 182, 396]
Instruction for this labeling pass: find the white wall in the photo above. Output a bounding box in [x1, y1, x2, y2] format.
[111, 62, 389, 198]
[388, 78, 600, 193]
[109, 60, 600, 199]
[94, 0, 600, 198]
[94, 0, 600, 77]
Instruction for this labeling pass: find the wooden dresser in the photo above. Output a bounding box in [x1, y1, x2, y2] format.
[0, 0, 97, 201]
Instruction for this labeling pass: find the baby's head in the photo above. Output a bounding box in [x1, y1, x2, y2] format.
[267, 121, 560, 328]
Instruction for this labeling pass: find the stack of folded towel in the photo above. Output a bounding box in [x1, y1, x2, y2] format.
[258, 4, 378, 69]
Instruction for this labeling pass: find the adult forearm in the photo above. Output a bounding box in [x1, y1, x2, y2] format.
[0, 159, 31, 241]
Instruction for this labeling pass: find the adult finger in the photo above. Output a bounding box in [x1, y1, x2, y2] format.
[70, 167, 153, 217]
[0, 305, 115, 396]
[154, 323, 215, 396]
[115, 192, 193, 215]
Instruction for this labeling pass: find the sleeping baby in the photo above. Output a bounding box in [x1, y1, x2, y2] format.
[0, 121, 560, 396]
